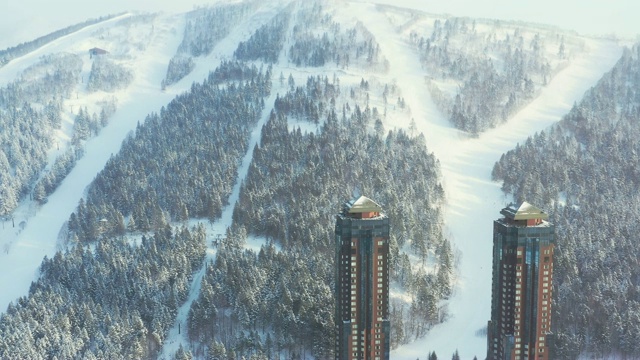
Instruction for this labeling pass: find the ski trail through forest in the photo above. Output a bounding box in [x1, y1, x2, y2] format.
[0, 14, 187, 312]
[159, 2, 296, 357]
[158, 88, 282, 359]
[353, 3, 624, 358]
[0, 1, 628, 358]
[0, 0, 293, 319]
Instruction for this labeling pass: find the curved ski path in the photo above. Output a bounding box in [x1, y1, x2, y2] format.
[351, 3, 624, 358]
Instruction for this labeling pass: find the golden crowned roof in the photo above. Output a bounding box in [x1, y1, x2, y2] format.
[346, 196, 383, 213]
[502, 201, 549, 220]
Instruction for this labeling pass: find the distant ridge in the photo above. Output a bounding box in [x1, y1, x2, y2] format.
[0, 12, 126, 67]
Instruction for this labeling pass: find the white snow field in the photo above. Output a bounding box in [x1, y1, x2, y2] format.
[0, 0, 289, 313]
[392, 38, 624, 359]
[0, 11, 187, 312]
[0, 0, 629, 359]
[349, 3, 625, 358]
[158, 83, 286, 360]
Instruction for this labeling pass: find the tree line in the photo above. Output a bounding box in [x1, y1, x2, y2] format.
[163, 2, 257, 86]
[288, 2, 383, 70]
[493, 44, 640, 358]
[0, 53, 82, 216]
[234, 9, 291, 64]
[68, 61, 271, 243]
[87, 57, 133, 92]
[411, 16, 581, 135]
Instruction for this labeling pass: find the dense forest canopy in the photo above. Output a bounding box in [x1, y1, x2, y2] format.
[1, 1, 634, 359]
[287, 3, 384, 70]
[493, 44, 640, 358]
[408, 15, 583, 135]
[70, 62, 270, 242]
[163, 2, 257, 86]
[0, 58, 271, 358]
[0, 225, 206, 359]
[189, 75, 450, 358]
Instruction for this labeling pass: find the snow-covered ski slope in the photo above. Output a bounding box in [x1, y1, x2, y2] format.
[0, 0, 291, 313]
[0, 0, 628, 358]
[0, 11, 187, 311]
[348, 3, 625, 358]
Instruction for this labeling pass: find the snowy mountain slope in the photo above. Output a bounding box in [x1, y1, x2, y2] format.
[0, 0, 293, 313]
[394, 38, 624, 360]
[163, 2, 625, 355]
[0, 11, 186, 312]
[492, 45, 640, 359]
[0, 14, 131, 87]
[158, 86, 286, 360]
[347, 3, 625, 358]
[0, 1, 630, 358]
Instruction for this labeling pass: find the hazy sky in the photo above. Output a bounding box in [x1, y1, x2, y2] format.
[374, 0, 638, 38]
[0, 0, 210, 49]
[0, 0, 638, 49]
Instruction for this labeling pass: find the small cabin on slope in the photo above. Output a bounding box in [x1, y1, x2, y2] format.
[89, 47, 109, 58]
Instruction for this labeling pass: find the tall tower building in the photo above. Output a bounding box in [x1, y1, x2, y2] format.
[487, 202, 555, 360]
[335, 196, 390, 360]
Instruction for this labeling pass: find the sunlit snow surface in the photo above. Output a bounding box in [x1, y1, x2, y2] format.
[353, 4, 623, 358]
[0, 0, 628, 359]
[0, 11, 188, 310]
[3, 0, 637, 50]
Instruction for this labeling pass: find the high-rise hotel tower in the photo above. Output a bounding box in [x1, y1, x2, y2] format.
[488, 202, 555, 360]
[335, 196, 390, 360]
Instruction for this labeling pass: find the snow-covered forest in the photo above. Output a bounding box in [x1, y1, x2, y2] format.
[69, 62, 270, 242]
[287, 3, 385, 70]
[493, 45, 640, 359]
[0, 0, 634, 359]
[163, 2, 257, 86]
[0, 226, 206, 359]
[398, 6, 585, 135]
[224, 76, 450, 355]
[0, 13, 169, 218]
[0, 53, 82, 216]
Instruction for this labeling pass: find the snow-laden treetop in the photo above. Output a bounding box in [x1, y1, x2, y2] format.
[501, 201, 549, 221]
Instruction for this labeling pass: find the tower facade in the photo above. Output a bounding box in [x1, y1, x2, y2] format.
[487, 202, 555, 360]
[335, 196, 390, 360]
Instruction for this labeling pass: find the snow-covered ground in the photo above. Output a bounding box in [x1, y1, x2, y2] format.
[402, 38, 623, 359]
[351, 3, 625, 358]
[0, 0, 292, 315]
[158, 86, 284, 360]
[0, 1, 630, 359]
[0, 11, 188, 312]
[0, 14, 131, 87]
